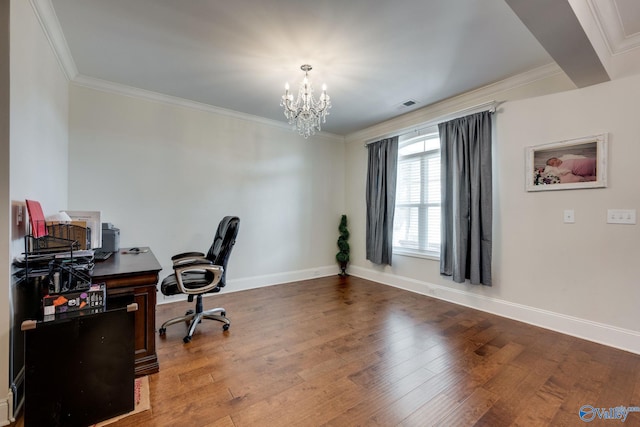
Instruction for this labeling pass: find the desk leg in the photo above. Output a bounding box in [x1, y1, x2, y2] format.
[108, 284, 159, 376]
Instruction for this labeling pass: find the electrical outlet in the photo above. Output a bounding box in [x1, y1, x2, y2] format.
[607, 209, 636, 224]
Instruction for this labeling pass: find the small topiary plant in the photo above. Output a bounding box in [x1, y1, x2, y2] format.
[336, 214, 350, 276]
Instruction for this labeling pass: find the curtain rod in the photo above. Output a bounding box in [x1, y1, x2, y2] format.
[364, 100, 500, 146]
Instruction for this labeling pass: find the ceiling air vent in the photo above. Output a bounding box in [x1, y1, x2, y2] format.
[397, 99, 420, 109]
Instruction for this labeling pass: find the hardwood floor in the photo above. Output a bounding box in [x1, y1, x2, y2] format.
[16, 275, 640, 426]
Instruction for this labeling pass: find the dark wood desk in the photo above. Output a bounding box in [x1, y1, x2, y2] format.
[92, 247, 161, 376]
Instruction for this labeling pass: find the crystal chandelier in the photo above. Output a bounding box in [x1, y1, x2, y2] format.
[281, 64, 331, 138]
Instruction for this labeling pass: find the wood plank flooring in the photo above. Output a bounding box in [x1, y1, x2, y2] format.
[17, 275, 640, 426]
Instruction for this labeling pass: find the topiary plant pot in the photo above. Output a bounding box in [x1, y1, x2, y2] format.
[338, 260, 348, 277]
[336, 215, 350, 276]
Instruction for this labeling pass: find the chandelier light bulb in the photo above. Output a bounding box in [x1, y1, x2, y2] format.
[280, 64, 332, 139]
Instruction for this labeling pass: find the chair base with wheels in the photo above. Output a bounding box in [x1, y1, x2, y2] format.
[159, 293, 230, 343]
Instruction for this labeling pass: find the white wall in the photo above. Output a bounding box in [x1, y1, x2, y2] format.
[4, 0, 70, 424]
[495, 74, 639, 328]
[10, 1, 69, 218]
[0, 2, 10, 425]
[344, 74, 640, 354]
[67, 85, 346, 299]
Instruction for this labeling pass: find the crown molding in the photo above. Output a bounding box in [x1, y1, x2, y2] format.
[71, 75, 343, 141]
[71, 75, 288, 128]
[29, 0, 77, 80]
[346, 62, 564, 142]
[587, 0, 640, 55]
[32, 0, 563, 142]
[30, 0, 341, 141]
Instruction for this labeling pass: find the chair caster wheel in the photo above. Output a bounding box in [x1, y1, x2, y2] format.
[223, 324, 230, 331]
[221, 311, 226, 317]
[159, 328, 166, 335]
[183, 336, 192, 343]
[185, 309, 194, 315]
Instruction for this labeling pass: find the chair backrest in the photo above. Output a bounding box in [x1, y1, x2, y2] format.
[206, 216, 240, 287]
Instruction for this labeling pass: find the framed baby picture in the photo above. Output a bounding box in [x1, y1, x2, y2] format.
[525, 134, 608, 192]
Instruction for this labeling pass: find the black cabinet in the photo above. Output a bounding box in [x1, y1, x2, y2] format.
[9, 273, 44, 416]
[22, 304, 136, 427]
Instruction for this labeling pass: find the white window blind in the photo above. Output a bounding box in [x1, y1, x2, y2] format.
[393, 132, 441, 256]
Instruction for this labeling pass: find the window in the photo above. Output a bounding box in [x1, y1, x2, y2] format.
[393, 130, 441, 257]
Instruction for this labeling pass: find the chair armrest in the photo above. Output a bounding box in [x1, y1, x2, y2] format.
[174, 263, 223, 295]
[171, 251, 205, 262]
[172, 257, 214, 269]
[172, 252, 210, 269]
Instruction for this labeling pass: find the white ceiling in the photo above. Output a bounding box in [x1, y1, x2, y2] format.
[37, 0, 640, 136]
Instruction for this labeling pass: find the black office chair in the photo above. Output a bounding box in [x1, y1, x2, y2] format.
[158, 216, 240, 343]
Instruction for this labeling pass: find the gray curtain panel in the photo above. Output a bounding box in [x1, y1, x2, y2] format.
[366, 136, 399, 266]
[439, 111, 492, 285]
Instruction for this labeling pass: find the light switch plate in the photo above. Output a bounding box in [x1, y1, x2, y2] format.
[563, 209, 575, 223]
[607, 209, 636, 224]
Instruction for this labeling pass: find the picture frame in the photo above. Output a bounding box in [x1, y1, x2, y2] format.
[526, 134, 608, 192]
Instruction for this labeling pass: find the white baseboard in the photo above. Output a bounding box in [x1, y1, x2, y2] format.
[224, 265, 339, 293]
[0, 392, 11, 427]
[349, 265, 640, 355]
[157, 265, 339, 305]
[156, 264, 640, 355]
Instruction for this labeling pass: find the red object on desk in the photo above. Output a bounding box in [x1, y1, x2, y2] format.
[25, 199, 47, 238]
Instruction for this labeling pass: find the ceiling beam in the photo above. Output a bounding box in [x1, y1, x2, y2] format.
[504, 0, 610, 88]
